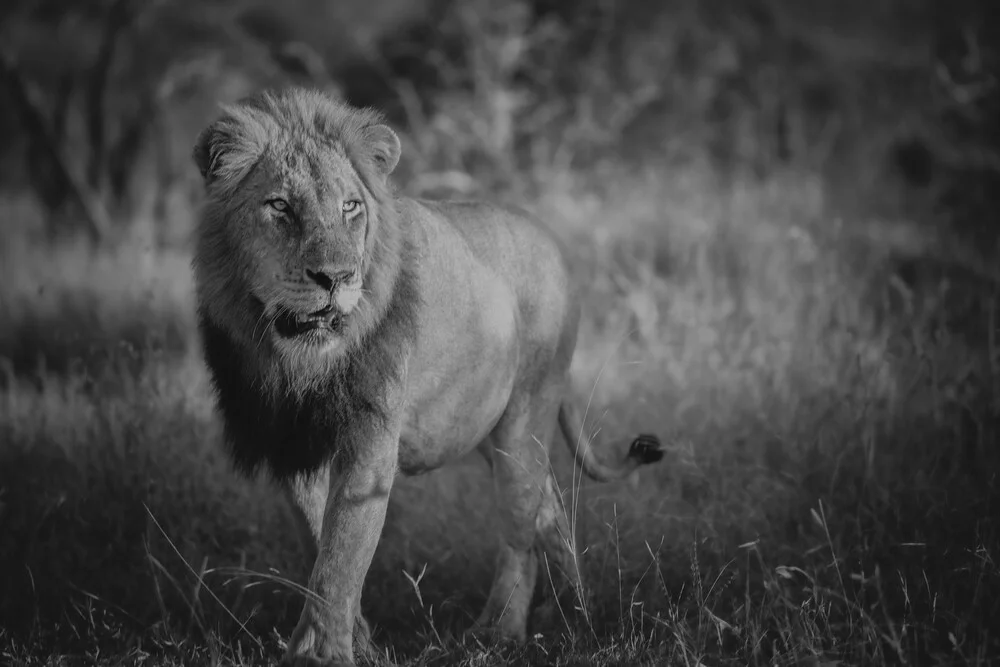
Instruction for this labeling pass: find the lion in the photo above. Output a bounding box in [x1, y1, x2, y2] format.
[191, 87, 663, 667]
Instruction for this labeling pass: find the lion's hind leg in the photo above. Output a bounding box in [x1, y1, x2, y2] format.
[472, 408, 591, 643]
[534, 469, 590, 628]
[470, 394, 557, 643]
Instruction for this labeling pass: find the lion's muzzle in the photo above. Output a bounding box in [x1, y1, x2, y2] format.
[305, 266, 357, 292]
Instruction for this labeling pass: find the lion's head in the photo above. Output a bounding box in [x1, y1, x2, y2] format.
[192, 89, 404, 388]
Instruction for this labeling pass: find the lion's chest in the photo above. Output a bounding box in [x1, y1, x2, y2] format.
[396, 274, 520, 475]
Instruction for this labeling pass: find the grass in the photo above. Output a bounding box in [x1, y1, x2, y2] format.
[1, 153, 999, 666]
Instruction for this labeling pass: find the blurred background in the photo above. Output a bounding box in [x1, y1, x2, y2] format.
[1, 0, 999, 665]
[1, 0, 996, 245]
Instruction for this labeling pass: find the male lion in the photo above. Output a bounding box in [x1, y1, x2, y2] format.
[191, 88, 663, 666]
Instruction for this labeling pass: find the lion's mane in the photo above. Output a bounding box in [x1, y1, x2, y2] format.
[193, 89, 420, 482]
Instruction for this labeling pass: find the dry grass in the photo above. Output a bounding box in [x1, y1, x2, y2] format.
[1, 148, 998, 666]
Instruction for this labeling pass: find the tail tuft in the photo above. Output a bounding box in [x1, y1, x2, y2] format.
[628, 434, 664, 465]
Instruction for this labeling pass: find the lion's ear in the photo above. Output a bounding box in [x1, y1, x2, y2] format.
[193, 106, 265, 189]
[193, 122, 228, 185]
[361, 124, 401, 176]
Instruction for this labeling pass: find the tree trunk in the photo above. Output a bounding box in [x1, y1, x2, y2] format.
[0, 50, 112, 242]
[86, 0, 134, 195]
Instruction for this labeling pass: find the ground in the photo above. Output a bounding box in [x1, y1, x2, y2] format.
[1, 159, 998, 666]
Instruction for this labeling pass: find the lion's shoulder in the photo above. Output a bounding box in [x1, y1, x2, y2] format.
[403, 197, 570, 278]
[393, 195, 576, 349]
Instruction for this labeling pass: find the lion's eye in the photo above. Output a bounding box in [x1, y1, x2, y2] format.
[342, 200, 362, 214]
[267, 198, 290, 213]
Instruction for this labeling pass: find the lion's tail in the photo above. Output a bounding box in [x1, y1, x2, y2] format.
[557, 401, 664, 483]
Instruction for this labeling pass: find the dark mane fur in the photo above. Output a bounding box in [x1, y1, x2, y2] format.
[198, 241, 419, 482]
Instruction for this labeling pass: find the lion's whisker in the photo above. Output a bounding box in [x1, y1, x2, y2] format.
[250, 307, 271, 347]
[250, 288, 282, 347]
[256, 312, 281, 352]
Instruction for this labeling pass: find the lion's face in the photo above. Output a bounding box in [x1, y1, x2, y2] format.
[192, 90, 402, 371]
[241, 147, 372, 358]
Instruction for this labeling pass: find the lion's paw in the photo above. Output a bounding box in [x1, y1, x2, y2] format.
[628, 433, 664, 464]
[282, 618, 355, 667]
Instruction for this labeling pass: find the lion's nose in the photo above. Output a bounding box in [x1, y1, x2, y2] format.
[305, 267, 356, 291]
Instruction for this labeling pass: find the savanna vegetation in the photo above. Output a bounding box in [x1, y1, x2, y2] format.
[1, 0, 999, 664]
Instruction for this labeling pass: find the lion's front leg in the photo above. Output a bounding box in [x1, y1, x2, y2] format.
[282, 434, 399, 667]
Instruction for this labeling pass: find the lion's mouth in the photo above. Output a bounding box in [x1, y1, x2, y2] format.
[273, 304, 344, 339]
